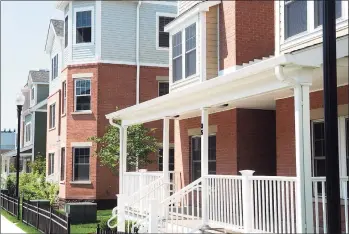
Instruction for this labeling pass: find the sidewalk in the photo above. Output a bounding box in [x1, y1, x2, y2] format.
[1, 215, 25, 233]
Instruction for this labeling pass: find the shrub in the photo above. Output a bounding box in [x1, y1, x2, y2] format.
[5, 176, 16, 195]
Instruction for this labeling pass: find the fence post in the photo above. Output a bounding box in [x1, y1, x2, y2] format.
[117, 194, 126, 233]
[36, 202, 39, 229]
[96, 223, 100, 234]
[17, 196, 20, 220]
[48, 206, 52, 234]
[148, 199, 159, 233]
[240, 170, 255, 233]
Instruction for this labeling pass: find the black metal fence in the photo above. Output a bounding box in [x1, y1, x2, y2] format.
[0, 192, 19, 217]
[21, 198, 70, 234]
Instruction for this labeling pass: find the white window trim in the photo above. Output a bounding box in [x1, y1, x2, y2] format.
[60, 147, 66, 182]
[48, 153, 55, 176]
[51, 54, 59, 80]
[62, 81, 67, 116]
[49, 103, 56, 130]
[170, 15, 199, 84]
[73, 78, 92, 113]
[158, 80, 169, 97]
[73, 6, 95, 47]
[72, 146, 90, 182]
[280, 0, 349, 49]
[64, 14, 69, 50]
[156, 12, 176, 51]
[24, 122, 32, 146]
[30, 85, 36, 107]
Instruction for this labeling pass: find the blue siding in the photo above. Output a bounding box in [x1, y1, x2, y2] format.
[101, 2, 177, 65]
[0, 132, 16, 150]
[72, 1, 96, 61]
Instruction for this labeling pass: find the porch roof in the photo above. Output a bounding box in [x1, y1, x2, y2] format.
[105, 54, 312, 126]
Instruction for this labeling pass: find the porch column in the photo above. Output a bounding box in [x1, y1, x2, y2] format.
[294, 84, 314, 233]
[6, 159, 10, 175]
[22, 159, 27, 173]
[163, 117, 170, 198]
[201, 107, 209, 226]
[119, 126, 128, 194]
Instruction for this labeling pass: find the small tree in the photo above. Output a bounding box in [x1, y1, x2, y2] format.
[89, 120, 159, 174]
[28, 154, 46, 175]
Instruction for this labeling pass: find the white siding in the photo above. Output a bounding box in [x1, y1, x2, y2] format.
[178, 1, 201, 15]
[50, 36, 63, 95]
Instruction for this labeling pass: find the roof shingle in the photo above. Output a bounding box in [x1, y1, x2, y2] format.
[29, 70, 49, 83]
[51, 19, 64, 37]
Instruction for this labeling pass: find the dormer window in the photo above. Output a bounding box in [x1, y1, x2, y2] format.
[51, 54, 58, 80]
[172, 23, 197, 83]
[31, 87, 35, 100]
[76, 11, 92, 44]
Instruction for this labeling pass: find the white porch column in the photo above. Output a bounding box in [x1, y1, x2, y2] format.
[6, 159, 10, 175]
[119, 126, 124, 194]
[163, 118, 170, 196]
[201, 107, 209, 225]
[294, 84, 314, 233]
[122, 126, 128, 175]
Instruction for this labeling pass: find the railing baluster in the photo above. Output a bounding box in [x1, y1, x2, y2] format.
[322, 181, 327, 234]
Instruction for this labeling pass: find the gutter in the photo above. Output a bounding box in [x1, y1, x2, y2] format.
[136, 1, 142, 104]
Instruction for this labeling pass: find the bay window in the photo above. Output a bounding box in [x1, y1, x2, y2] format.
[314, 0, 342, 28]
[76, 10, 92, 44]
[24, 122, 31, 144]
[172, 32, 182, 82]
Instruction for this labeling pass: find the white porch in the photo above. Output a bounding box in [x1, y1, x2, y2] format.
[105, 49, 348, 233]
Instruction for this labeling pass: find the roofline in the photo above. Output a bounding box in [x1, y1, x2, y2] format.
[45, 20, 63, 53]
[56, 1, 69, 11]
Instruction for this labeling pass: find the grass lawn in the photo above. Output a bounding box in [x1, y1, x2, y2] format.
[70, 209, 113, 234]
[1, 209, 40, 234]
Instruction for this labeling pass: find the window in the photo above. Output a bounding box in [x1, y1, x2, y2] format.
[158, 16, 175, 48]
[49, 103, 56, 129]
[65, 16, 68, 48]
[314, 0, 342, 28]
[73, 147, 90, 181]
[191, 135, 216, 181]
[185, 23, 196, 78]
[172, 32, 182, 82]
[51, 54, 58, 80]
[24, 123, 31, 143]
[48, 153, 54, 175]
[158, 82, 169, 96]
[284, 0, 307, 39]
[312, 121, 325, 177]
[74, 79, 91, 111]
[31, 87, 35, 100]
[61, 148, 65, 181]
[76, 11, 92, 44]
[62, 81, 67, 115]
[158, 148, 175, 171]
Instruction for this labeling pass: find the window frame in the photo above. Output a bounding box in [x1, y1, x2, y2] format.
[158, 81, 169, 96]
[62, 81, 67, 115]
[60, 147, 66, 182]
[48, 153, 55, 175]
[64, 15, 69, 48]
[170, 16, 198, 83]
[51, 54, 58, 80]
[31, 86, 35, 100]
[49, 103, 56, 129]
[73, 147, 90, 181]
[24, 122, 31, 145]
[156, 12, 176, 51]
[74, 78, 92, 112]
[73, 7, 94, 46]
[158, 147, 175, 171]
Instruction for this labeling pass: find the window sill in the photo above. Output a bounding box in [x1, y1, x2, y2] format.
[59, 181, 65, 184]
[70, 181, 92, 185]
[48, 127, 56, 132]
[71, 110, 92, 115]
[156, 46, 169, 51]
[73, 42, 94, 47]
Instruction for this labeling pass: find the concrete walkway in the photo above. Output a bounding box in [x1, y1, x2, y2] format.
[1, 215, 26, 233]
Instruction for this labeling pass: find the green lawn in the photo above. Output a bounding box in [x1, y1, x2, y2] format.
[70, 209, 114, 234]
[1, 209, 40, 234]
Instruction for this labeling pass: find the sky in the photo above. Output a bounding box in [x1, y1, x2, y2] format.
[1, 1, 63, 130]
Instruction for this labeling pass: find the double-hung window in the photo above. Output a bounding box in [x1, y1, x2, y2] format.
[76, 11, 92, 44]
[24, 123, 31, 143]
[48, 153, 54, 175]
[158, 82, 169, 96]
[60, 148, 65, 181]
[172, 32, 182, 82]
[65, 16, 68, 48]
[73, 147, 90, 181]
[51, 54, 58, 80]
[185, 24, 196, 78]
[74, 79, 91, 111]
[191, 135, 216, 181]
[49, 103, 56, 129]
[314, 0, 342, 28]
[284, 0, 307, 39]
[158, 16, 175, 49]
[62, 81, 67, 115]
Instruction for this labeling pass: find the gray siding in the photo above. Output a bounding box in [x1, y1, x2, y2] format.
[101, 2, 177, 65]
[34, 112, 47, 157]
[72, 1, 96, 61]
[37, 84, 49, 103]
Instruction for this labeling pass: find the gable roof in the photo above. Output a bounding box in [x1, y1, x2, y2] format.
[29, 70, 49, 83]
[51, 19, 64, 37]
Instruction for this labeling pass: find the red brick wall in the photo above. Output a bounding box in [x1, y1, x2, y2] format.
[63, 63, 170, 201]
[237, 109, 276, 176]
[276, 85, 349, 176]
[219, 1, 274, 69]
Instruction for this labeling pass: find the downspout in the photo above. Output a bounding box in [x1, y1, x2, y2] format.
[136, 1, 142, 104]
[109, 119, 124, 194]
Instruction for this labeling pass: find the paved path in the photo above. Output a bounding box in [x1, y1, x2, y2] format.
[1, 215, 26, 233]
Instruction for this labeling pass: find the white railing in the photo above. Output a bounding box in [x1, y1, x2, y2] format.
[205, 175, 244, 231]
[250, 175, 298, 233]
[123, 171, 163, 197]
[312, 176, 349, 234]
